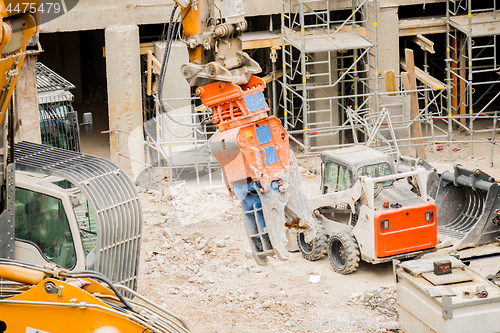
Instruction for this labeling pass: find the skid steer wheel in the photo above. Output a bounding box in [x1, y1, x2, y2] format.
[297, 224, 328, 261]
[327, 231, 360, 274]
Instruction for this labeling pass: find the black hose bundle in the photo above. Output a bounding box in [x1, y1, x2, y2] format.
[157, 4, 200, 128]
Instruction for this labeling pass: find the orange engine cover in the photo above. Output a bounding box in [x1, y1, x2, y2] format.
[374, 202, 437, 258]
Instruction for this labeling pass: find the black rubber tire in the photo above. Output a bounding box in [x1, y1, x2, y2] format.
[297, 223, 328, 261]
[327, 231, 360, 274]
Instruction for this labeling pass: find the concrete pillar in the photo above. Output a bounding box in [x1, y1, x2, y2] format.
[14, 54, 41, 144]
[105, 25, 144, 179]
[377, 4, 400, 89]
[377, 4, 411, 155]
[367, 2, 411, 153]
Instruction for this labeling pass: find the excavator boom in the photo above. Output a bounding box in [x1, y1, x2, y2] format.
[0, 2, 190, 332]
[0, 1, 39, 129]
[0, 260, 190, 333]
[165, 0, 321, 265]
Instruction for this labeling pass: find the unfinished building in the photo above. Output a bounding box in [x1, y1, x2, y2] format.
[27, 0, 500, 183]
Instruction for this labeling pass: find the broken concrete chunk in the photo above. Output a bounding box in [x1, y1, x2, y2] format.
[215, 239, 227, 248]
[162, 229, 173, 239]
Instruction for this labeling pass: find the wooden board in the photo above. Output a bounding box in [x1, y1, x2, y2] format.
[422, 269, 473, 286]
[385, 70, 397, 96]
[403, 49, 426, 159]
[399, 15, 447, 36]
[242, 31, 282, 50]
[400, 59, 445, 91]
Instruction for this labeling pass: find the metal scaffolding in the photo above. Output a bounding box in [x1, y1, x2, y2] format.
[147, 95, 224, 187]
[281, 0, 379, 152]
[134, 1, 500, 187]
[446, 0, 500, 158]
[277, 0, 500, 162]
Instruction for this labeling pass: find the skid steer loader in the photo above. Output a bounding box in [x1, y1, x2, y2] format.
[302, 146, 438, 274]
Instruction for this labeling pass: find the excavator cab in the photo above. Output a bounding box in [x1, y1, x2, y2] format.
[3, 141, 144, 290]
[14, 174, 94, 271]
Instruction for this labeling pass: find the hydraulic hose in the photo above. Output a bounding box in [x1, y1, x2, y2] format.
[158, 4, 201, 128]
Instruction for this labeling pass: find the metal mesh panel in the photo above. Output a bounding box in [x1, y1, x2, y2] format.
[13, 141, 142, 291]
[358, 162, 393, 186]
[38, 100, 80, 152]
[36, 62, 75, 93]
[325, 163, 351, 191]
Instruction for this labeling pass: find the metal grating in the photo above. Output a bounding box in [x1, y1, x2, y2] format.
[38, 101, 80, 152]
[13, 141, 143, 291]
[36, 62, 76, 93]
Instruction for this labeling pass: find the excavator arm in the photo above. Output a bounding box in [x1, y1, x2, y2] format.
[166, 0, 321, 265]
[172, 0, 261, 86]
[0, 1, 39, 129]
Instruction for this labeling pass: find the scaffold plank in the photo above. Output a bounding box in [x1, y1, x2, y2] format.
[286, 31, 371, 52]
[450, 11, 500, 37]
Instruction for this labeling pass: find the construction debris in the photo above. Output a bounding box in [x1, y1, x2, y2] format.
[348, 287, 399, 319]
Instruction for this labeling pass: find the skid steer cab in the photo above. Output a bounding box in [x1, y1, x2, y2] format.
[0, 142, 143, 290]
[304, 146, 437, 274]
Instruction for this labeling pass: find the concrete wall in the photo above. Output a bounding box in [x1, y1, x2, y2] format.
[40, 0, 283, 33]
[39, 0, 445, 33]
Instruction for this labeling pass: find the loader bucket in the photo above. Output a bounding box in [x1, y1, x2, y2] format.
[435, 165, 500, 250]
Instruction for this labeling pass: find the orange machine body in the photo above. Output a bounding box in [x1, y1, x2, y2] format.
[0, 277, 148, 332]
[198, 76, 290, 191]
[0, 3, 39, 127]
[178, 1, 213, 66]
[374, 201, 437, 258]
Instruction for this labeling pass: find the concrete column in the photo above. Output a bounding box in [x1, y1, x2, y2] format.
[105, 25, 144, 179]
[14, 54, 41, 144]
[378, 4, 411, 155]
[374, 3, 400, 93]
[366, 2, 411, 153]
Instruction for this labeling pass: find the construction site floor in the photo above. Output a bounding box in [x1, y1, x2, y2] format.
[136, 125, 500, 332]
[137, 182, 396, 333]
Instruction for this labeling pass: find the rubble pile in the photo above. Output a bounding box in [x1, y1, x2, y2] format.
[136, 183, 399, 332]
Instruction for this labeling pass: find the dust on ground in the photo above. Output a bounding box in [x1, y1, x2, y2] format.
[137, 125, 500, 333]
[137, 181, 398, 333]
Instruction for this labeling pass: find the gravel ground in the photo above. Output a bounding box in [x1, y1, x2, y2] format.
[137, 180, 399, 333]
[136, 124, 500, 333]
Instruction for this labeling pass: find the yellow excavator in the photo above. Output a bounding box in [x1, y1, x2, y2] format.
[2, 0, 312, 330]
[0, 2, 190, 332]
